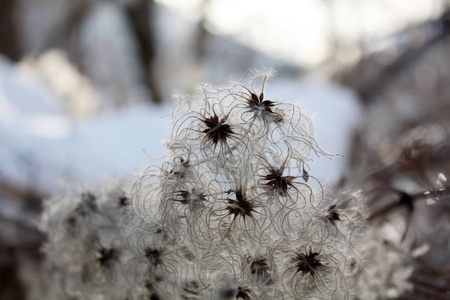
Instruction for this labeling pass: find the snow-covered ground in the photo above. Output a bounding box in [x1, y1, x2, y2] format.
[0, 55, 172, 195]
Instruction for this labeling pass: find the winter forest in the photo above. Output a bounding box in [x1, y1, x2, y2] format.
[1, 0, 450, 299]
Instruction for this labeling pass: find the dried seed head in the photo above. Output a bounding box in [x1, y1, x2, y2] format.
[226, 189, 255, 219]
[246, 90, 282, 123]
[75, 192, 98, 216]
[144, 247, 163, 267]
[326, 205, 341, 223]
[250, 255, 270, 279]
[236, 286, 252, 300]
[169, 158, 190, 179]
[98, 247, 119, 267]
[293, 249, 324, 277]
[173, 189, 207, 206]
[119, 195, 129, 207]
[262, 166, 295, 196]
[202, 113, 234, 145]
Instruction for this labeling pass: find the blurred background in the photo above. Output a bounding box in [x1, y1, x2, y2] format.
[1, 0, 449, 299]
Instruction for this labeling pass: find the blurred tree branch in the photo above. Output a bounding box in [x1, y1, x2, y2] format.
[335, 9, 450, 105]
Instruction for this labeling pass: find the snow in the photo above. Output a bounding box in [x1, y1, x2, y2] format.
[1, 55, 171, 195]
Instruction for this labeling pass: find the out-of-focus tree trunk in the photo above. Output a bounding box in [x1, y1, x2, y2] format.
[334, 8, 450, 106]
[125, 0, 162, 104]
[194, 0, 210, 64]
[65, 0, 91, 65]
[0, 0, 22, 60]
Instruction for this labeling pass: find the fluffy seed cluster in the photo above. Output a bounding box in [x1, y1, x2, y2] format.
[40, 180, 141, 299]
[128, 70, 368, 299]
[40, 70, 393, 300]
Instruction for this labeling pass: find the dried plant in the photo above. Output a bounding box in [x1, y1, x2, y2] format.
[39, 69, 415, 299]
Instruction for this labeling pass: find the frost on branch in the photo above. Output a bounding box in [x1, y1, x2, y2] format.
[40, 70, 411, 299]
